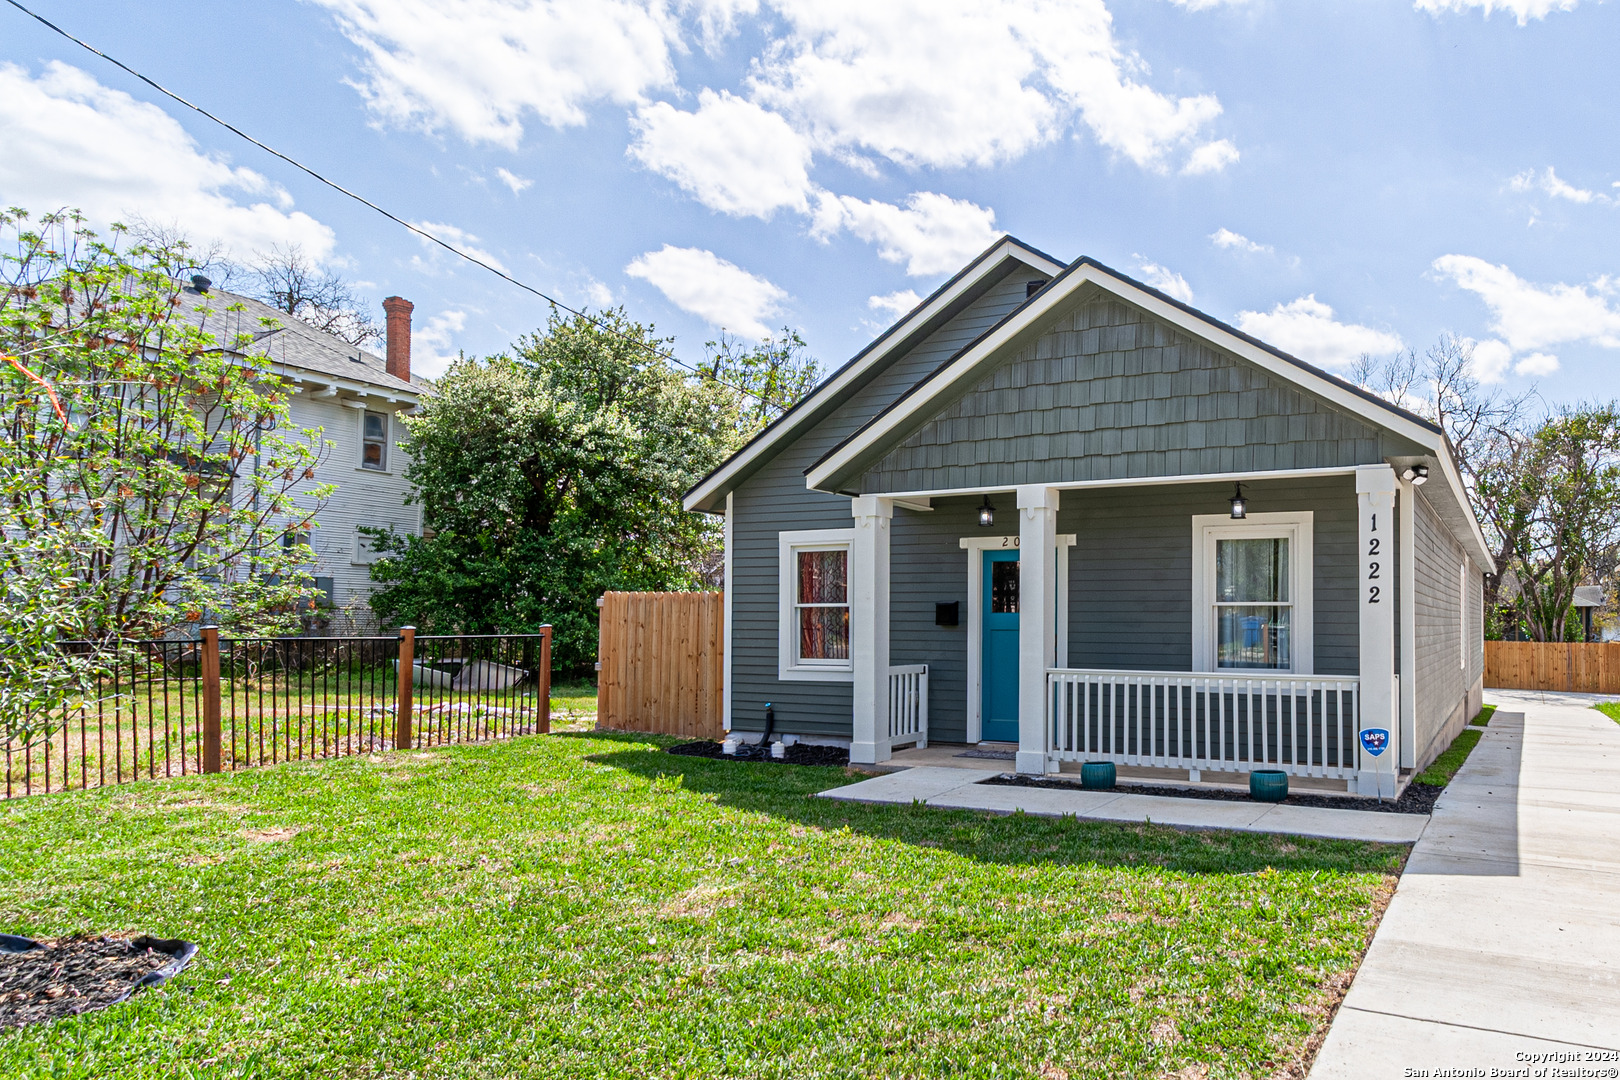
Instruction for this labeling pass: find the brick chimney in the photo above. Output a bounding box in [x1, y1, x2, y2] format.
[382, 296, 414, 383]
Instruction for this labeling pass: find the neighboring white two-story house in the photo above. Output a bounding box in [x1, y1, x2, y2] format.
[181, 277, 424, 631]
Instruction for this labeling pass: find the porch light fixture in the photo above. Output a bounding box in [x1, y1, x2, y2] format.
[1401, 464, 1430, 486]
[977, 495, 996, 528]
[1229, 483, 1247, 520]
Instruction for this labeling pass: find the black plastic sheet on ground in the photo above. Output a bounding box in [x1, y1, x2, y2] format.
[0, 933, 198, 1028]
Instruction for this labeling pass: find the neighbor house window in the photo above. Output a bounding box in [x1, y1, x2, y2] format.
[778, 529, 855, 680]
[1192, 512, 1314, 674]
[360, 411, 388, 471]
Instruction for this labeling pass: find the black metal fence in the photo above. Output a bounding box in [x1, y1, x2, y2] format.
[3, 627, 552, 799]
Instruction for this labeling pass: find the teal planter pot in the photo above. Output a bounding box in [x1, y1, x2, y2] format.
[1080, 762, 1116, 790]
[1250, 770, 1289, 802]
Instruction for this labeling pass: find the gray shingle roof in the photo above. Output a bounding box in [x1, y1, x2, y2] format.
[173, 284, 420, 397]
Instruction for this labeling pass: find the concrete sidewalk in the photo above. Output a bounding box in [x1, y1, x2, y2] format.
[1309, 692, 1620, 1075]
[816, 766, 1429, 843]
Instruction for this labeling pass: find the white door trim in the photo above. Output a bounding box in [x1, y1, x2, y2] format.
[959, 533, 1076, 743]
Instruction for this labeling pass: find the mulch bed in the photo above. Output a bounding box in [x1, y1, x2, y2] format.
[667, 740, 851, 767]
[982, 774, 1445, 815]
[0, 935, 196, 1029]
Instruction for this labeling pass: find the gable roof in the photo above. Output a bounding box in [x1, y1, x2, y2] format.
[175, 284, 420, 398]
[803, 254, 1493, 567]
[681, 235, 1063, 513]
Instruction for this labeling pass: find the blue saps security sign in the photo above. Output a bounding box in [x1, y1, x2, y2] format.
[1360, 728, 1390, 757]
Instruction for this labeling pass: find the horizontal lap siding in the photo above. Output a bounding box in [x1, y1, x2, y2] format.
[1413, 490, 1474, 768]
[859, 296, 1417, 493]
[1059, 477, 1360, 675]
[729, 274, 1033, 737]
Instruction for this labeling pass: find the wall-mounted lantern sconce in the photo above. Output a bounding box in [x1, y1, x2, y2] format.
[1401, 464, 1429, 486]
[1229, 482, 1248, 519]
[978, 495, 996, 528]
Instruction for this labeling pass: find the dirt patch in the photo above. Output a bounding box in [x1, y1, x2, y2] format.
[0, 935, 196, 1029]
[982, 774, 1444, 815]
[667, 740, 850, 767]
[241, 826, 302, 843]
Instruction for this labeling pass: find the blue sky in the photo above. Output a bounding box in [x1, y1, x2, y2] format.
[2, 0, 1617, 400]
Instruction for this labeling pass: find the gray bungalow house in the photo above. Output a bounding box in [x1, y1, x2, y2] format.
[684, 238, 1487, 795]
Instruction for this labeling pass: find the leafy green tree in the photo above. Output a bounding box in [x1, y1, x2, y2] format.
[1, 208, 333, 746]
[701, 327, 822, 434]
[1479, 405, 1620, 641]
[364, 309, 754, 673]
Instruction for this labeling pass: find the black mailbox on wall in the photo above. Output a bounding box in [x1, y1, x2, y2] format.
[935, 602, 960, 627]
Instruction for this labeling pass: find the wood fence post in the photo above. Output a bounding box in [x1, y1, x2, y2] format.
[200, 625, 222, 773]
[396, 626, 415, 751]
[538, 625, 552, 734]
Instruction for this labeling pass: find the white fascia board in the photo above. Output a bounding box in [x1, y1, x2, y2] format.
[283, 369, 419, 404]
[805, 262, 1448, 493]
[681, 238, 1064, 514]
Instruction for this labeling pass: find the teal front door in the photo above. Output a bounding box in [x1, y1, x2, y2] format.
[981, 549, 1020, 742]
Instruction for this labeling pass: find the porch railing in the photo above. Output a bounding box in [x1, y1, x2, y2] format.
[1046, 668, 1361, 780]
[887, 664, 928, 751]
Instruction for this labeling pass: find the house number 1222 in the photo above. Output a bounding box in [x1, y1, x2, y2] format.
[1367, 512, 1380, 603]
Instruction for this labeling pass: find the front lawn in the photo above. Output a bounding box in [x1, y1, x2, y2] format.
[1597, 701, 1620, 726]
[0, 733, 1404, 1079]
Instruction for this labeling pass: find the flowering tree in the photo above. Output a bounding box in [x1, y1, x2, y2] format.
[0, 208, 333, 747]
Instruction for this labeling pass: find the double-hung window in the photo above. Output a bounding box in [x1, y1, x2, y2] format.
[778, 529, 854, 680]
[360, 411, 389, 471]
[1192, 512, 1314, 674]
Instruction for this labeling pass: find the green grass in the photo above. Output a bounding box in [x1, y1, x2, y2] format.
[1596, 702, 1620, 726]
[548, 679, 598, 730]
[1469, 704, 1497, 727]
[0, 733, 1405, 1079]
[1414, 728, 1484, 786]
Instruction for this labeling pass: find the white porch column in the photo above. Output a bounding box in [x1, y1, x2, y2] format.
[1356, 465, 1398, 796]
[1397, 479, 1417, 770]
[849, 495, 893, 765]
[1016, 486, 1059, 775]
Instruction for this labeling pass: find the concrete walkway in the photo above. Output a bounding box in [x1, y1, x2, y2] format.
[1310, 692, 1620, 1075]
[817, 766, 1429, 843]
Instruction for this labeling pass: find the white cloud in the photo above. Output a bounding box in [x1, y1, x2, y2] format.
[1134, 259, 1193, 303]
[629, 90, 814, 218]
[495, 167, 532, 194]
[409, 220, 508, 273]
[1167, 0, 1258, 8]
[1235, 295, 1404, 369]
[625, 245, 787, 337]
[413, 309, 468, 379]
[1466, 337, 1515, 382]
[868, 289, 922, 319]
[312, 0, 683, 148]
[747, 0, 1229, 174]
[584, 278, 615, 307]
[0, 62, 335, 260]
[1431, 254, 1620, 353]
[1510, 166, 1607, 205]
[1210, 227, 1272, 254]
[1414, 0, 1581, 25]
[1514, 352, 1560, 377]
[1182, 139, 1240, 176]
[815, 191, 999, 277]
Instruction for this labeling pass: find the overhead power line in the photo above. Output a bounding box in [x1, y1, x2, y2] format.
[2, 0, 791, 411]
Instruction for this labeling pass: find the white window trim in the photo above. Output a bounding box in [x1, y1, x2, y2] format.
[1461, 561, 1468, 669]
[352, 527, 382, 566]
[359, 408, 390, 474]
[959, 533, 1077, 744]
[1191, 512, 1314, 675]
[779, 528, 855, 682]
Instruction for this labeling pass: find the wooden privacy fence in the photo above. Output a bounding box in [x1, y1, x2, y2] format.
[5, 628, 551, 800]
[1485, 640, 1620, 693]
[597, 592, 723, 740]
